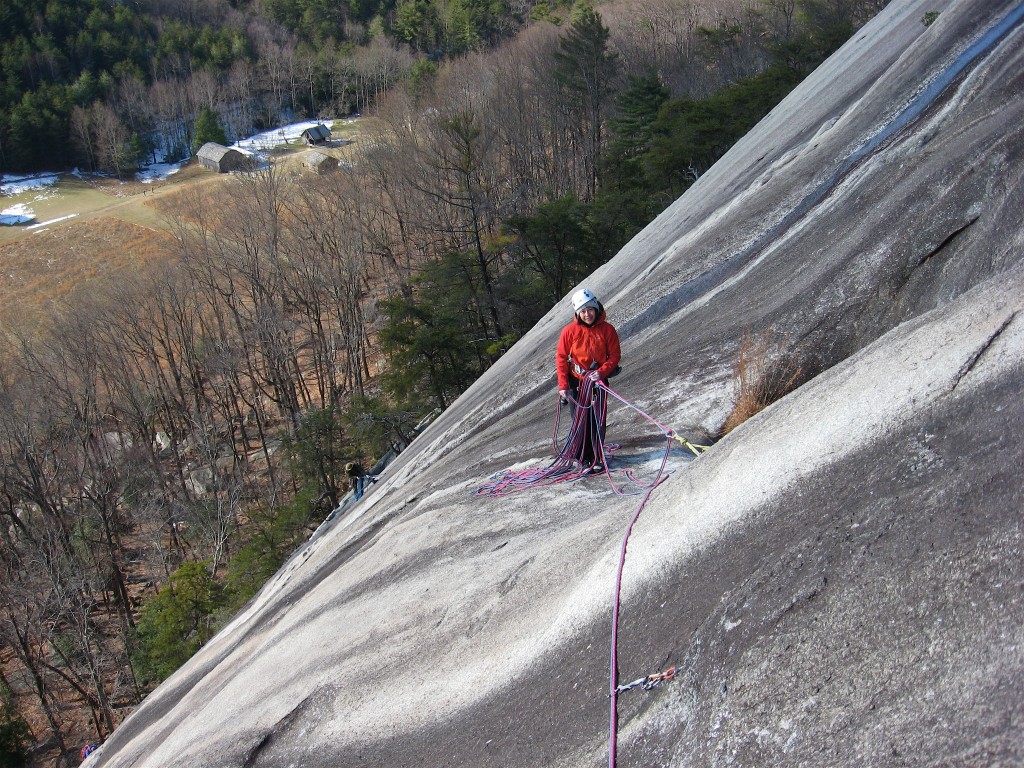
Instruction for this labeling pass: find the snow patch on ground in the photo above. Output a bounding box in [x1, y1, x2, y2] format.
[233, 119, 338, 153]
[1, 173, 63, 225]
[0, 203, 34, 226]
[27, 213, 78, 230]
[0, 172, 60, 196]
[136, 163, 182, 183]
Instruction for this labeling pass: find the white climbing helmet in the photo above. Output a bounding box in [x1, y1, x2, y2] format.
[572, 287, 600, 313]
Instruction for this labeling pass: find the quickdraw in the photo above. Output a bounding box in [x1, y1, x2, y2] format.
[596, 382, 706, 768]
[599, 381, 709, 458]
[613, 665, 679, 695]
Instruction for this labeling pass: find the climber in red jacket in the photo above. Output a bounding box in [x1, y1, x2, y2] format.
[556, 288, 621, 473]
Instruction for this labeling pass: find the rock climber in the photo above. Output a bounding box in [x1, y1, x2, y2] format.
[555, 287, 621, 474]
[345, 461, 368, 499]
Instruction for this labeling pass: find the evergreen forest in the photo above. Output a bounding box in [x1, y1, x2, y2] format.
[0, 0, 895, 764]
[5, 0, 544, 172]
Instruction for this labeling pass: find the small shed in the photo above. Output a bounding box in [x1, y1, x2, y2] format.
[197, 143, 251, 173]
[301, 124, 332, 145]
[305, 151, 339, 175]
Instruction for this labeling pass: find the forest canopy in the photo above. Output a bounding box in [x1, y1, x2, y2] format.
[0, 0, 533, 172]
[0, 0, 887, 174]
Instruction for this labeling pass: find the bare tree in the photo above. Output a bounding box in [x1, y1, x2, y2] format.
[0, 577, 68, 757]
[604, 0, 706, 92]
[115, 73, 153, 138]
[318, 44, 357, 115]
[283, 171, 371, 399]
[224, 59, 259, 140]
[257, 36, 301, 125]
[188, 69, 223, 113]
[150, 77, 193, 159]
[355, 126, 430, 295]
[352, 37, 415, 112]
[477, 24, 569, 208]
[0, 355, 137, 752]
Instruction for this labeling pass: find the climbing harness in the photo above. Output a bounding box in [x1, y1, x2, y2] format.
[473, 379, 706, 767]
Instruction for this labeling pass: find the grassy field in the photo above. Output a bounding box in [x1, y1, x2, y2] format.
[0, 119, 367, 334]
[0, 166, 206, 332]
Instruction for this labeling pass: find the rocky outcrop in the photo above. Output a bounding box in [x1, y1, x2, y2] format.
[91, 0, 1024, 765]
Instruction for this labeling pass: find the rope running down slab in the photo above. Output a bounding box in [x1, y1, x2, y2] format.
[474, 380, 706, 766]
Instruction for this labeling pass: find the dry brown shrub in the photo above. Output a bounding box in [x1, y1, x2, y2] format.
[720, 330, 804, 436]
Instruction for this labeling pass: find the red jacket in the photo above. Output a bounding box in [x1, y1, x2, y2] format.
[556, 310, 621, 390]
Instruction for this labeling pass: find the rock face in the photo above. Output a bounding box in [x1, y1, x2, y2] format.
[92, 1, 1024, 766]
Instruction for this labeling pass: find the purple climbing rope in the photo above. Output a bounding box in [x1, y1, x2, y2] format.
[474, 380, 699, 767]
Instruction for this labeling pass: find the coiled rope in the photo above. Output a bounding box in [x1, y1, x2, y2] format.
[473, 376, 657, 496]
[474, 380, 708, 766]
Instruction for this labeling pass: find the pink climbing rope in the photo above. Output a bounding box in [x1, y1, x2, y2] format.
[599, 382, 676, 768]
[474, 380, 696, 767]
[473, 376, 627, 496]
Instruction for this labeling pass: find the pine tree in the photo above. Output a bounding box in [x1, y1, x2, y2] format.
[134, 562, 225, 682]
[609, 70, 669, 161]
[191, 106, 228, 153]
[552, 6, 619, 199]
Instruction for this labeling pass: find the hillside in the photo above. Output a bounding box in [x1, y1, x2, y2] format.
[83, 0, 1024, 766]
[0, 0, 493, 172]
[0, 122, 366, 331]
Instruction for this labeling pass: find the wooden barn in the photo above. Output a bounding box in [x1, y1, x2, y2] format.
[305, 151, 339, 174]
[197, 143, 252, 173]
[301, 124, 332, 145]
